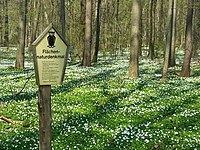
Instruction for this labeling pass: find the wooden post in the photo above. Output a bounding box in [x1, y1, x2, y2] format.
[32, 24, 68, 150]
[38, 85, 52, 150]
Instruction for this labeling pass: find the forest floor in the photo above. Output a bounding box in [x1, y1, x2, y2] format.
[0, 48, 200, 150]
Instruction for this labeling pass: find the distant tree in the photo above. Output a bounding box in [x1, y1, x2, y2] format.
[79, 0, 86, 61]
[28, 0, 41, 52]
[15, 0, 28, 69]
[193, 0, 200, 56]
[181, 0, 194, 77]
[60, 0, 66, 40]
[148, 0, 156, 60]
[128, 0, 141, 78]
[82, 0, 92, 66]
[3, 0, 9, 47]
[0, 1, 2, 45]
[157, 0, 165, 47]
[41, 0, 49, 25]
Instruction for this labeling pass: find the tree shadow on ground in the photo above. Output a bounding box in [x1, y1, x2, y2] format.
[0, 66, 123, 103]
[0, 66, 126, 149]
[52, 76, 200, 150]
[1, 65, 200, 150]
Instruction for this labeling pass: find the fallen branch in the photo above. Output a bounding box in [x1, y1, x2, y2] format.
[151, 142, 164, 150]
[0, 116, 22, 124]
[11, 73, 34, 97]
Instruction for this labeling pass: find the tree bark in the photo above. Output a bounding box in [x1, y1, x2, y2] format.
[157, 0, 164, 47]
[169, 0, 177, 67]
[29, 0, 41, 54]
[15, 0, 28, 69]
[181, 0, 194, 77]
[193, 0, 200, 56]
[60, 0, 66, 40]
[162, 0, 173, 78]
[128, 0, 141, 78]
[0, 1, 2, 45]
[38, 85, 52, 150]
[80, 0, 86, 63]
[83, 0, 92, 66]
[148, 0, 154, 60]
[3, 0, 9, 47]
[92, 0, 101, 63]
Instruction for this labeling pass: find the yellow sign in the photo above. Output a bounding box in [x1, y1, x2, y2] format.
[32, 24, 68, 85]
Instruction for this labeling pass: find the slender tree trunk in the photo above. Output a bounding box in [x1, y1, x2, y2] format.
[15, 0, 28, 69]
[92, 0, 101, 63]
[4, 0, 9, 47]
[29, 0, 40, 55]
[116, 0, 120, 55]
[169, 0, 177, 67]
[148, 0, 154, 60]
[60, 0, 66, 40]
[0, 1, 3, 45]
[157, 0, 164, 48]
[193, 0, 200, 56]
[162, 0, 173, 78]
[83, 0, 92, 66]
[80, 0, 86, 63]
[181, 0, 194, 77]
[42, 0, 49, 25]
[32, 0, 40, 40]
[128, 0, 141, 78]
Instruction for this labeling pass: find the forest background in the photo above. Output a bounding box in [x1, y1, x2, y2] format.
[0, 0, 199, 77]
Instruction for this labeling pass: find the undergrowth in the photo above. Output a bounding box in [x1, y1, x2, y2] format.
[0, 58, 200, 150]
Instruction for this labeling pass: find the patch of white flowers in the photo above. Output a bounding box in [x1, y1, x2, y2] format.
[1, 58, 200, 149]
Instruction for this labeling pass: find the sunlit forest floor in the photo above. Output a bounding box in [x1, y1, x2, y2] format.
[0, 47, 200, 150]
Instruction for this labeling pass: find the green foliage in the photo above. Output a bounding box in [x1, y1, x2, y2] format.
[0, 59, 200, 150]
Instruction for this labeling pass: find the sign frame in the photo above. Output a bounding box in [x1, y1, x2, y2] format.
[32, 23, 68, 85]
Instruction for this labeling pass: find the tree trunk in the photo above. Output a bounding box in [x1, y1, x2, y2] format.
[0, 1, 2, 45]
[181, 0, 194, 77]
[60, 0, 66, 40]
[169, 0, 177, 67]
[15, 0, 28, 69]
[148, 0, 154, 60]
[193, 0, 200, 57]
[92, 0, 101, 63]
[128, 0, 141, 78]
[162, 0, 173, 78]
[157, 0, 164, 47]
[29, 0, 41, 55]
[4, 0, 9, 47]
[82, 0, 92, 66]
[80, 0, 86, 63]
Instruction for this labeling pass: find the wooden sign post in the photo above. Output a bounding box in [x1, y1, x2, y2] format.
[38, 85, 52, 150]
[32, 24, 68, 150]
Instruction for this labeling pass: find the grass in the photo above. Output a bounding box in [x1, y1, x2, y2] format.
[0, 57, 200, 150]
